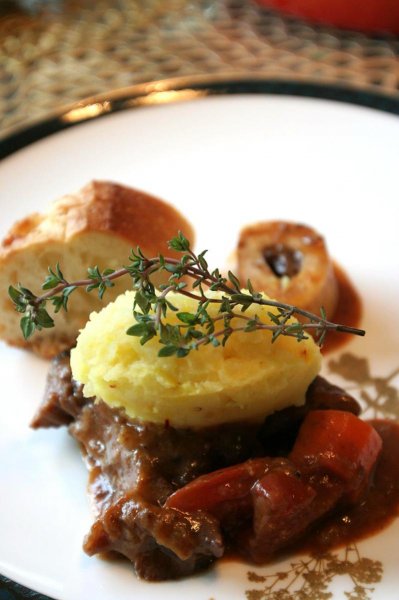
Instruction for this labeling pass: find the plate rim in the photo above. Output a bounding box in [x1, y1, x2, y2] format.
[1, 74, 399, 161]
[1, 74, 398, 600]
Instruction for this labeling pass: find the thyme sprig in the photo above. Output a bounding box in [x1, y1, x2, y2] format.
[8, 232, 365, 356]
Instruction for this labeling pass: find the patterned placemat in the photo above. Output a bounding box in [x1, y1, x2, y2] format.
[1, 0, 399, 139]
[1, 2, 399, 598]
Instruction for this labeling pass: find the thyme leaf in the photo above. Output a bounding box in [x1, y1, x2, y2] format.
[8, 232, 365, 356]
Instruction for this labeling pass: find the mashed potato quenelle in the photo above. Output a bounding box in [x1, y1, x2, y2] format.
[71, 290, 321, 428]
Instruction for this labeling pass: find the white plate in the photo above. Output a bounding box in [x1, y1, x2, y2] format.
[1, 80, 399, 600]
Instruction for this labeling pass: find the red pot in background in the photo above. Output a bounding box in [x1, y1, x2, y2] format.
[254, 0, 399, 34]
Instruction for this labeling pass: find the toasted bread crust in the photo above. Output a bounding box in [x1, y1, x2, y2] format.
[0, 181, 195, 358]
[2, 181, 194, 256]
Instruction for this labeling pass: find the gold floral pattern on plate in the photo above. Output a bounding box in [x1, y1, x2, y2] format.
[246, 545, 383, 600]
[329, 353, 399, 419]
[244, 352, 399, 600]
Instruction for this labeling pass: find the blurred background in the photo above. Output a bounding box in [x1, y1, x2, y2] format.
[1, 4, 399, 599]
[1, 0, 399, 139]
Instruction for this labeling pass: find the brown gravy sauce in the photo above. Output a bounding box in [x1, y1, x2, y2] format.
[298, 419, 399, 554]
[322, 263, 362, 355]
[221, 420, 399, 565]
[95, 418, 399, 568]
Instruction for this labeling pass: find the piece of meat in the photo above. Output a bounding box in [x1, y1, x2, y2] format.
[163, 411, 382, 564]
[84, 495, 223, 581]
[71, 400, 260, 579]
[32, 354, 263, 579]
[247, 469, 318, 560]
[31, 353, 364, 581]
[306, 376, 361, 414]
[246, 411, 382, 562]
[31, 351, 89, 428]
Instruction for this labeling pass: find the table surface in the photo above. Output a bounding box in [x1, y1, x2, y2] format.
[1, 2, 399, 598]
[1, 0, 399, 141]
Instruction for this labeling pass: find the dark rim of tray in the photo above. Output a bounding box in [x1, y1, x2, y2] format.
[1, 76, 399, 160]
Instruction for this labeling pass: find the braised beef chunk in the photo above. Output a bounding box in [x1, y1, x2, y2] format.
[164, 412, 382, 564]
[69, 400, 260, 578]
[246, 410, 382, 562]
[33, 354, 365, 581]
[306, 376, 361, 415]
[71, 400, 264, 509]
[31, 351, 89, 429]
[84, 495, 223, 580]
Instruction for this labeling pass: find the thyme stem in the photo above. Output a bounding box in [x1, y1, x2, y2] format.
[8, 231, 365, 353]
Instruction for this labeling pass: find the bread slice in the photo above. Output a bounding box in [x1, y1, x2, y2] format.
[237, 221, 338, 320]
[0, 181, 195, 358]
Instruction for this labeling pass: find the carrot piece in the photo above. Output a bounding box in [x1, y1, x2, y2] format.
[164, 458, 275, 513]
[290, 410, 382, 483]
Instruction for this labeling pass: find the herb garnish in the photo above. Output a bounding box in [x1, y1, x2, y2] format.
[8, 232, 365, 357]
